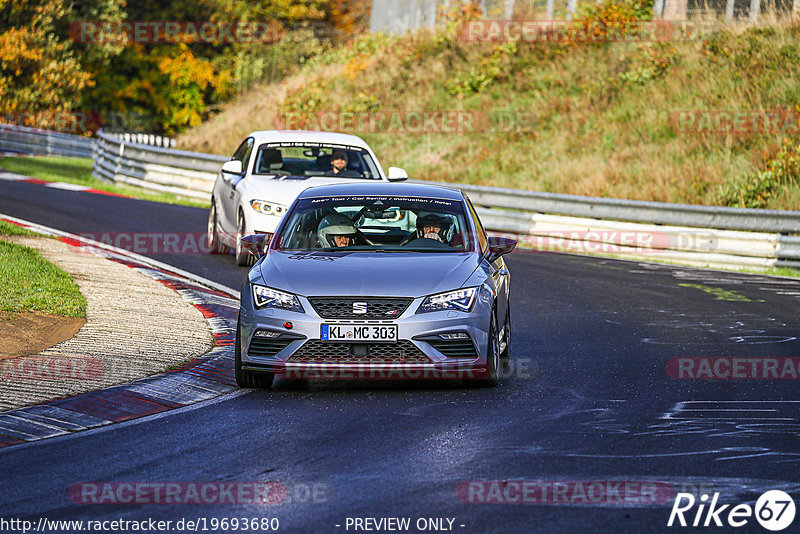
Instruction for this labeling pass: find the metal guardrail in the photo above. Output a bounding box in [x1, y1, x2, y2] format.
[438, 182, 800, 234]
[474, 208, 800, 269]
[105, 132, 177, 149]
[0, 123, 94, 159]
[93, 131, 225, 200]
[1, 124, 798, 271]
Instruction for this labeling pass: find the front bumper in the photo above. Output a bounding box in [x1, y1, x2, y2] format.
[238, 290, 493, 380]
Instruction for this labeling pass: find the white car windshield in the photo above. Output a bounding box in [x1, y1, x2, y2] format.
[252, 143, 381, 179]
[275, 195, 474, 253]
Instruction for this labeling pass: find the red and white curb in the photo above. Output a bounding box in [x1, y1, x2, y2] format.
[0, 214, 240, 448]
[0, 171, 129, 198]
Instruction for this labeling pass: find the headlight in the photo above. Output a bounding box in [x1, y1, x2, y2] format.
[417, 287, 478, 314]
[250, 199, 288, 216]
[252, 284, 304, 312]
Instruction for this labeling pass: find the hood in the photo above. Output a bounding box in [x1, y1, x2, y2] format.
[258, 251, 479, 298]
[246, 176, 376, 205]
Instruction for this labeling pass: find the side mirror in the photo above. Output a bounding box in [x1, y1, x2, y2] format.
[486, 236, 517, 263]
[222, 160, 243, 174]
[240, 233, 271, 260]
[387, 167, 408, 181]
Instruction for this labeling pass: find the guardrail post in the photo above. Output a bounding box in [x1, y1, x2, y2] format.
[749, 0, 761, 21]
[725, 0, 735, 20]
[503, 0, 515, 19]
[565, 0, 578, 20]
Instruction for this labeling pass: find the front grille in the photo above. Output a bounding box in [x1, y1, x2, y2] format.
[428, 340, 479, 359]
[308, 297, 412, 319]
[287, 340, 431, 364]
[248, 338, 294, 358]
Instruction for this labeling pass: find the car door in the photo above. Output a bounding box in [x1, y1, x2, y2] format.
[219, 137, 254, 236]
[466, 195, 509, 324]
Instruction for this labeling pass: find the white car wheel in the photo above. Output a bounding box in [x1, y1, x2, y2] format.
[235, 211, 254, 267]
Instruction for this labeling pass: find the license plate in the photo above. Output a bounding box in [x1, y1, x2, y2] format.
[321, 324, 398, 342]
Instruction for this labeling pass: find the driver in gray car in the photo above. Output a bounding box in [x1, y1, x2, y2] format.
[317, 213, 358, 248]
[416, 213, 452, 244]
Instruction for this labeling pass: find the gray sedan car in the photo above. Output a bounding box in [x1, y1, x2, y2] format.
[235, 182, 516, 388]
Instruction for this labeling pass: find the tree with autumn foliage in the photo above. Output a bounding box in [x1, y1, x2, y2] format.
[2, 0, 371, 135]
[1, 0, 92, 119]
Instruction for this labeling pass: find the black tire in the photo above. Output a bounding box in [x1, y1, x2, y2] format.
[467, 309, 500, 388]
[235, 317, 274, 389]
[207, 201, 227, 254]
[500, 304, 511, 362]
[235, 211, 254, 267]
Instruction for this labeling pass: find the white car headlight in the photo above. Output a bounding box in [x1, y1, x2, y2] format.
[250, 199, 288, 216]
[417, 287, 478, 314]
[252, 284, 304, 312]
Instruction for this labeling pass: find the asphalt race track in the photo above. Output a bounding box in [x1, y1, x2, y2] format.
[1, 179, 799, 533]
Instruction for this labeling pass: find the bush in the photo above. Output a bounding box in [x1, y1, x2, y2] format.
[233, 28, 328, 92]
[717, 136, 800, 208]
[447, 40, 517, 97]
[573, 0, 652, 46]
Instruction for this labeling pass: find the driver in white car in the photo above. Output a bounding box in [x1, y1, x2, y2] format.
[325, 151, 361, 178]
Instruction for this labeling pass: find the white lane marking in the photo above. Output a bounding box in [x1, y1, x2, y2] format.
[45, 182, 89, 191]
[667, 417, 795, 421]
[679, 409, 778, 412]
[661, 400, 800, 422]
[0, 172, 31, 181]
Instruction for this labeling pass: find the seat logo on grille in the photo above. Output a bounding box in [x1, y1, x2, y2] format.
[353, 302, 368, 315]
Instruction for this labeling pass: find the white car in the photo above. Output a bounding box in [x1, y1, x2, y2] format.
[207, 130, 408, 265]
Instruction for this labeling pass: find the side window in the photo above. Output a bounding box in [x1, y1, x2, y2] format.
[465, 195, 488, 253]
[231, 137, 254, 173]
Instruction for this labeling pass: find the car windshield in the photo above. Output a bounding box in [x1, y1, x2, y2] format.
[252, 143, 381, 179]
[275, 195, 474, 253]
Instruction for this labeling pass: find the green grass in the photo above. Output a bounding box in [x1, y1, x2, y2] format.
[0, 239, 87, 318]
[764, 266, 800, 278]
[0, 156, 207, 208]
[0, 220, 38, 236]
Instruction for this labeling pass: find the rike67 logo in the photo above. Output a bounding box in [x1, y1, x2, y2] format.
[668, 491, 796, 531]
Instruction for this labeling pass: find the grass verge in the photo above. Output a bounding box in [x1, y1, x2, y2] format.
[0, 220, 38, 237]
[0, 239, 87, 319]
[0, 156, 207, 208]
